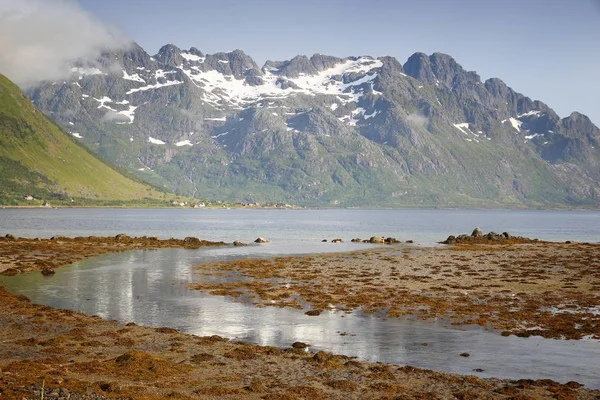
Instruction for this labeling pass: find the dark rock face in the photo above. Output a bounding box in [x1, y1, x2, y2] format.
[403, 52, 436, 84]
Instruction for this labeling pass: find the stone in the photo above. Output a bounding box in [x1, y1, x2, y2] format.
[41, 268, 55, 276]
[471, 227, 483, 237]
[184, 236, 200, 243]
[331, 238, 343, 243]
[369, 236, 385, 244]
[321, 239, 327, 242]
[233, 240, 247, 246]
[460, 352, 470, 357]
[384, 237, 400, 244]
[313, 351, 330, 362]
[292, 341, 309, 349]
[444, 235, 456, 244]
[502, 232, 512, 239]
[350, 238, 362, 242]
[304, 309, 321, 316]
[254, 237, 269, 243]
[115, 233, 131, 241]
[405, 240, 414, 243]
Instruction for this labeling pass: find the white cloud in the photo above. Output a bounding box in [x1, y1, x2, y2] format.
[0, 0, 130, 87]
[405, 113, 429, 127]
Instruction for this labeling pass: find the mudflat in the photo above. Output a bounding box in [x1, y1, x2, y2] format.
[0, 235, 599, 399]
[191, 241, 600, 340]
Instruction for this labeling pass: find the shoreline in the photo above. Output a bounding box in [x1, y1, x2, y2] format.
[1, 235, 599, 399]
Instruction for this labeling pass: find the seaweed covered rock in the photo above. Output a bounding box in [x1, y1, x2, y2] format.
[441, 228, 537, 244]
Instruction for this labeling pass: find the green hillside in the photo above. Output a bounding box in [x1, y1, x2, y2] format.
[0, 74, 171, 206]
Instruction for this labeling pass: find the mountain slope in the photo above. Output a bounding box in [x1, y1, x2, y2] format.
[0, 73, 170, 205]
[25, 44, 600, 208]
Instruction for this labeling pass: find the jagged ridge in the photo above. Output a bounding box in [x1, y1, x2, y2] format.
[25, 43, 600, 207]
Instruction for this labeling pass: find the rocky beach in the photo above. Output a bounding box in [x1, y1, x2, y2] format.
[0, 233, 599, 399]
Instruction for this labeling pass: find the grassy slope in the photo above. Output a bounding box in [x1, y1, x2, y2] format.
[0, 74, 169, 204]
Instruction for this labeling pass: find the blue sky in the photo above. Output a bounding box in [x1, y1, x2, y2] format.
[77, 0, 600, 124]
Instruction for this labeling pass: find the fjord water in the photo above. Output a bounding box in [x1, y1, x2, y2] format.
[1, 207, 599, 245]
[1, 208, 599, 387]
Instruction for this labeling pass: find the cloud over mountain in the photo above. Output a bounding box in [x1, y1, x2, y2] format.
[0, 0, 129, 87]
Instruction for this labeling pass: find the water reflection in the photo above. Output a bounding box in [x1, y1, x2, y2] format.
[2, 248, 599, 389]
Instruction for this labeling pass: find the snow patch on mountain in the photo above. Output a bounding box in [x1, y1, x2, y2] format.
[122, 70, 146, 83]
[148, 137, 166, 145]
[94, 96, 116, 111]
[116, 105, 137, 124]
[177, 56, 382, 109]
[453, 123, 471, 135]
[502, 117, 522, 132]
[181, 52, 205, 63]
[126, 79, 182, 95]
[518, 110, 542, 118]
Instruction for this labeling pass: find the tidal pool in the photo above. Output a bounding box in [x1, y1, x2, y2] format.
[2, 247, 599, 389]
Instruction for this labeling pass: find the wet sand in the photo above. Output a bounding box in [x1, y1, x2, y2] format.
[0, 235, 599, 399]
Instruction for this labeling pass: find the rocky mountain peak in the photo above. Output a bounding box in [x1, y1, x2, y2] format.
[403, 52, 436, 83]
[155, 43, 184, 66]
[561, 112, 600, 137]
[268, 55, 317, 78]
[404, 52, 480, 88]
[430, 52, 480, 87]
[309, 54, 343, 72]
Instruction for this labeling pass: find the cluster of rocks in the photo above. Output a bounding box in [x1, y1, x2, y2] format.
[442, 227, 536, 244]
[322, 236, 413, 244]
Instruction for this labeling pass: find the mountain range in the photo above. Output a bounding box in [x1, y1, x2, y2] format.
[25, 43, 600, 208]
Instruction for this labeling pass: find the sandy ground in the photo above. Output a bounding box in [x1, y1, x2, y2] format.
[0, 235, 599, 399]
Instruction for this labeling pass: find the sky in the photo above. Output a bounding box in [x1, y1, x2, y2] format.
[1, 0, 599, 124]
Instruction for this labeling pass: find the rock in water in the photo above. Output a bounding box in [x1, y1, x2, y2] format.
[254, 237, 269, 243]
[369, 236, 385, 244]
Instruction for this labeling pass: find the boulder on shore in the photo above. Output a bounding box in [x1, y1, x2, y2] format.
[471, 227, 483, 237]
[369, 236, 385, 244]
